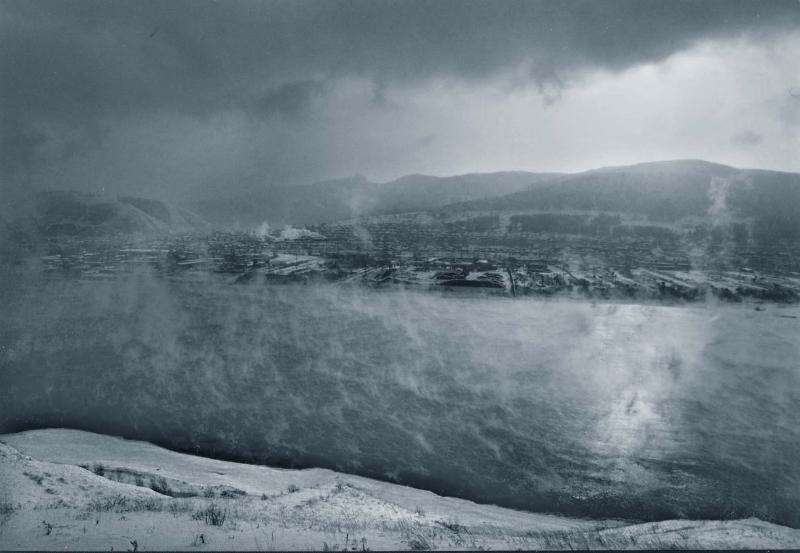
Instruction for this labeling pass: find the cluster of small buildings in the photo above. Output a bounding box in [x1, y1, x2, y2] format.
[36, 228, 800, 304]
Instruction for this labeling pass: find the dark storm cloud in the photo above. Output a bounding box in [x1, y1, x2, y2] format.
[255, 80, 326, 120]
[1, 0, 799, 195]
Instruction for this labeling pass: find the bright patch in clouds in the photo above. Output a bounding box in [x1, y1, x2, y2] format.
[321, 31, 800, 180]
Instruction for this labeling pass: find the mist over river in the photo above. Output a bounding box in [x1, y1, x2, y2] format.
[2, 271, 799, 526]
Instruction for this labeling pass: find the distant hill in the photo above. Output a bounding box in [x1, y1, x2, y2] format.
[189, 160, 800, 243]
[187, 171, 558, 228]
[15, 160, 800, 245]
[372, 171, 561, 214]
[188, 175, 376, 229]
[439, 160, 800, 243]
[32, 191, 209, 237]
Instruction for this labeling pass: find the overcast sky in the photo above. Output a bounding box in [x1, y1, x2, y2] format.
[2, 0, 800, 201]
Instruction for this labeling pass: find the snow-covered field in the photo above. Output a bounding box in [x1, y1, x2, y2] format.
[2, 429, 799, 551]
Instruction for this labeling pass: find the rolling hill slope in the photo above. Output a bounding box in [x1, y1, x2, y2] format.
[187, 171, 558, 228]
[437, 160, 800, 243]
[32, 191, 209, 237]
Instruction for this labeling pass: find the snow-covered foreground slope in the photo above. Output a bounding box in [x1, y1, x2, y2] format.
[1, 429, 798, 551]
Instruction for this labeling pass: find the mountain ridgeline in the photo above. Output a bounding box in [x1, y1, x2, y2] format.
[187, 171, 559, 228]
[0, 191, 209, 260]
[10, 160, 800, 246]
[187, 160, 800, 245]
[438, 160, 800, 244]
[27, 191, 208, 237]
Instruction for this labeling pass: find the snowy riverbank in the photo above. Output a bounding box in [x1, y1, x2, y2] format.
[1, 429, 798, 550]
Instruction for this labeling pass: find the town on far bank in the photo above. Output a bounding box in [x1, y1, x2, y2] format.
[33, 228, 800, 304]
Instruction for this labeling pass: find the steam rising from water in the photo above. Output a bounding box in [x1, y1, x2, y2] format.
[701, 174, 753, 268]
[1, 269, 799, 525]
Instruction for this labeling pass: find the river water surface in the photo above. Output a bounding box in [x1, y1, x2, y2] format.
[2, 273, 799, 525]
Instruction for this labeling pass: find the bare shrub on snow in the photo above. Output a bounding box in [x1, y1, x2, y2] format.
[192, 503, 227, 526]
